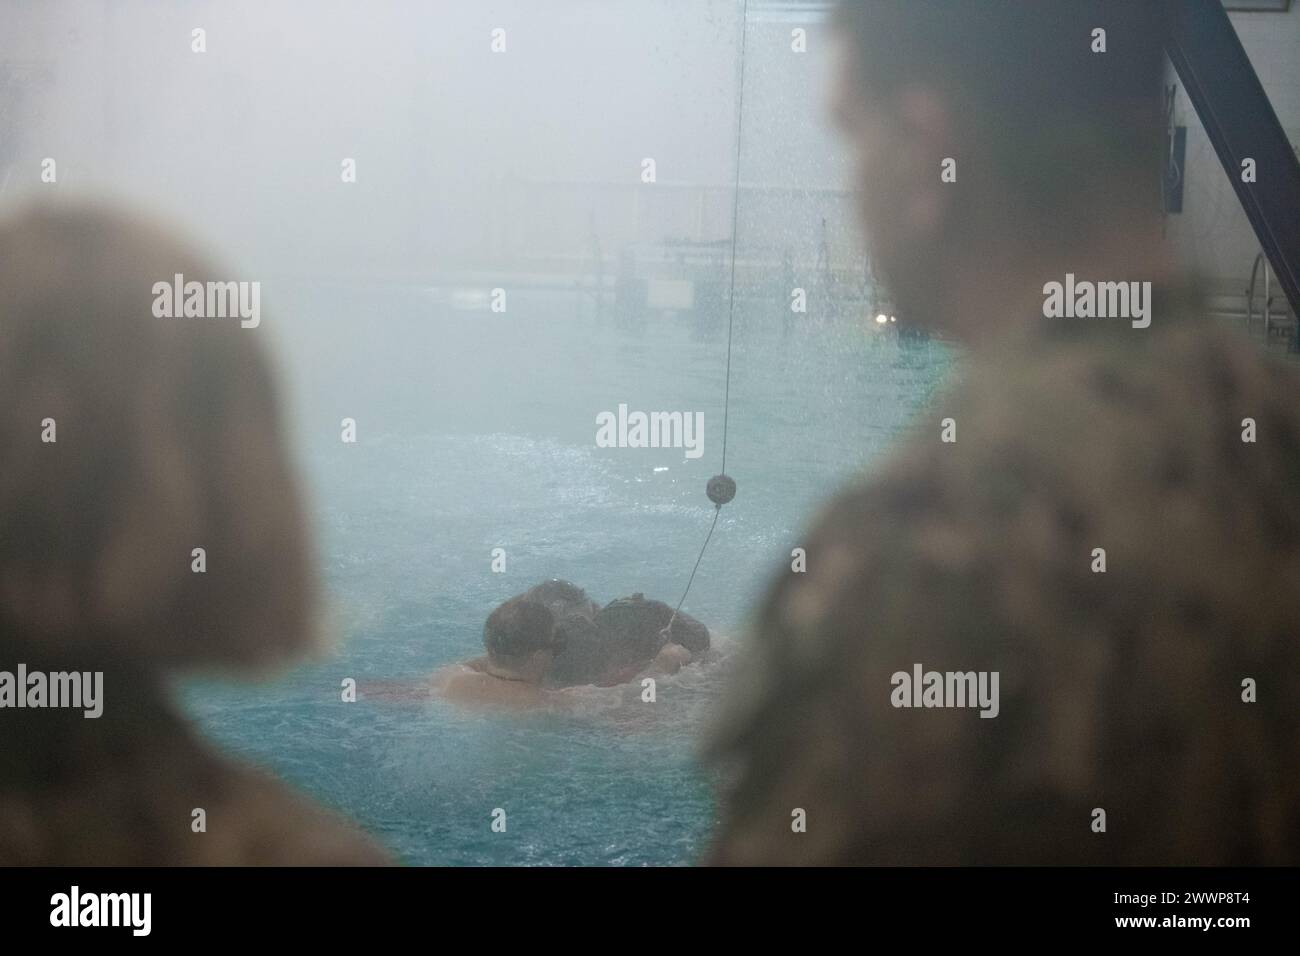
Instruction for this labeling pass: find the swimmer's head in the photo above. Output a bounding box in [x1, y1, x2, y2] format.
[597, 595, 674, 673]
[526, 579, 589, 608]
[0, 202, 317, 671]
[483, 595, 560, 681]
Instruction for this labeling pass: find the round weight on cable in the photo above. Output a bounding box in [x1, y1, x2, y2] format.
[706, 474, 736, 506]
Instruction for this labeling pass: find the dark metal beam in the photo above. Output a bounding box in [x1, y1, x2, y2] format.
[1165, 0, 1300, 318]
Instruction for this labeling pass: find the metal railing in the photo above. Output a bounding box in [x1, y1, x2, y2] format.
[1246, 251, 1273, 340]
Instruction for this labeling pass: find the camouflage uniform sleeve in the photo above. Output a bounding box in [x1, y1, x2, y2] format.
[703, 444, 1013, 864]
[702, 339, 1126, 865]
[704, 325, 1300, 865]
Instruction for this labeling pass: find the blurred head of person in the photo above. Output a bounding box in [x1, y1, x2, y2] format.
[0, 203, 316, 675]
[830, 0, 1172, 341]
[0, 204, 394, 865]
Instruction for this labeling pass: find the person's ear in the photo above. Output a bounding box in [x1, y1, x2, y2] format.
[896, 86, 952, 144]
[894, 86, 955, 235]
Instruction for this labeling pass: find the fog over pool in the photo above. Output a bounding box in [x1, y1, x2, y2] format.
[4, 0, 955, 864]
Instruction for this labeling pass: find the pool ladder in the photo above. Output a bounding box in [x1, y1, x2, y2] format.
[1246, 251, 1298, 352]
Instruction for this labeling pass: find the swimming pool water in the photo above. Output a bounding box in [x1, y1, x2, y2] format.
[182, 287, 953, 865]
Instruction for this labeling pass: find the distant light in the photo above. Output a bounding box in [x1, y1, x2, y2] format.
[889, 315, 897, 323]
[874, 313, 888, 324]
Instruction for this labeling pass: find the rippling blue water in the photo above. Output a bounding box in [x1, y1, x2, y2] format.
[182, 287, 953, 865]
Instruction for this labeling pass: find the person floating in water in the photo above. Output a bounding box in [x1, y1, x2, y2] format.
[426, 580, 710, 710]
